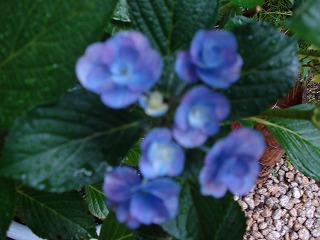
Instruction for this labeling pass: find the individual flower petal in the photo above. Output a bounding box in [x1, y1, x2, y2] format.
[103, 167, 180, 228]
[175, 51, 198, 83]
[173, 85, 230, 148]
[175, 29, 243, 89]
[130, 178, 179, 224]
[139, 127, 185, 178]
[76, 31, 163, 109]
[139, 91, 169, 117]
[103, 167, 141, 202]
[199, 128, 266, 198]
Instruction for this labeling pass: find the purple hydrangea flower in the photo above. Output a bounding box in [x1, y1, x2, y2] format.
[173, 85, 230, 148]
[103, 167, 180, 228]
[175, 30, 243, 89]
[199, 128, 266, 198]
[76, 31, 163, 109]
[139, 127, 185, 179]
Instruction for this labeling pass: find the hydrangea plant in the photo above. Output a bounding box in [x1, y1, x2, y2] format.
[0, 0, 320, 239]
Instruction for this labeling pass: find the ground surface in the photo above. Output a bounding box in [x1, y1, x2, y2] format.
[240, 82, 320, 240]
[239, 157, 320, 240]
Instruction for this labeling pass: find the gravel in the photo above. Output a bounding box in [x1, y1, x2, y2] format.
[237, 157, 320, 239]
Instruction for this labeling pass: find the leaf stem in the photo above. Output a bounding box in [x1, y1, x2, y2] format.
[260, 108, 313, 121]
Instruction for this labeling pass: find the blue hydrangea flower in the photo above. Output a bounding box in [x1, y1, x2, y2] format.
[175, 30, 243, 89]
[139, 91, 169, 117]
[103, 167, 180, 228]
[173, 85, 230, 148]
[199, 128, 266, 198]
[139, 127, 185, 179]
[76, 31, 163, 109]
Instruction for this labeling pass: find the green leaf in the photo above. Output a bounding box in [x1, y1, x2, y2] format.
[225, 22, 300, 120]
[162, 179, 246, 240]
[230, 0, 264, 8]
[0, 0, 117, 129]
[288, 0, 320, 48]
[312, 104, 320, 129]
[121, 139, 141, 167]
[155, 55, 187, 98]
[127, 0, 219, 55]
[224, 16, 255, 30]
[0, 178, 16, 240]
[0, 92, 143, 192]
[311, 74, 320, 83]
[257, 105, 320, 180]
[85, 183, 109, 220]
[113, 0, 131, 22]
[16, 186, 97, 240]
[99, 214, 134, 240]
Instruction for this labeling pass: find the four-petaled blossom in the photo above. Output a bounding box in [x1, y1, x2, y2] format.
[76, 31, 163, 109]
[175, 29, 243, 89]
[139, 91, 169, 117]
[173, 85, 230, 148]
[139, 127, 185, 179]
[199, 128, 266, 198]
[103, 167, 180, 228]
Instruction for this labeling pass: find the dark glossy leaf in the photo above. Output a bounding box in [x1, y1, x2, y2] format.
[224, 16, 255, 30]
[99, 214, 134, 240]
[128, 0, 219, 55]
[312, 104, 320, 129]
[224, 22, 300, 120]
[16, 186, 97, 240]
[155, 55, 188, 98]
[0, 0, 117, 129]
[121, 139, 141, 167]
[85, 183, 108, 220]
[289, 0, 320, 48]
[162, 179, 246, 240]
[265, 105, 320, 180]
[230, 0, 264, 8]
[0, 178, 16, 240]
[0, 92, 143, 192]
[162, 156, 245, 240]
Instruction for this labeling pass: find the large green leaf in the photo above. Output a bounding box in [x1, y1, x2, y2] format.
[0, 0, 117, 129]
[127, 0, 219, 55]
[16, 186, 97, 240]
[224, 22, 300, 120]
[99, 214, 134, 240]
[85, 183, 109, 220]
[113, 0, 131, 22]
[162, 179, 246, 240]
[261, 105, 320, 180]
[289, 0, 320, 48]
[0, 178, 16, 240]
[162, 157, 246, 240]
[0, 92, 143, 192]
[230, 0, 264, 8]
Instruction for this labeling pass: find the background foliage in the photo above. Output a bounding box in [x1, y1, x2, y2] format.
[0, 0, 319, 239]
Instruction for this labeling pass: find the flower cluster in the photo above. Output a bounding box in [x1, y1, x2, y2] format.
[175, 30, 243, 89]
[76, 31, 162, 109]
[199, 128, 266, 198]
[76, 29, 266, 228]
[103, 167, 179, 228]
[173, 85, 230, 148]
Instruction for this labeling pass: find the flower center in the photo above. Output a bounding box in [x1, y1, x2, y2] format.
[188, 105, 209, 128]
[111, 63, 131, 85]
[149, 142, 175, 164]
[149, 92, 164, 109]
